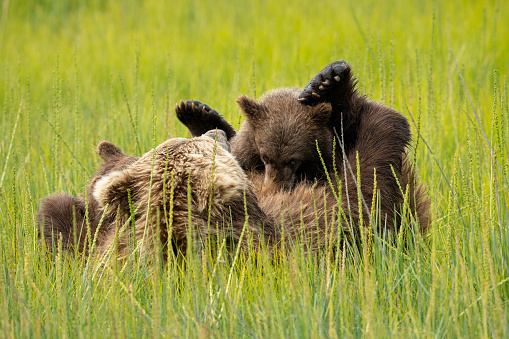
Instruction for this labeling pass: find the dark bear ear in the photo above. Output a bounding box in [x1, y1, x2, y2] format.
[236, 95, 265, 120]
[96, 140, 124, 161]
[309, 102, 332, 124]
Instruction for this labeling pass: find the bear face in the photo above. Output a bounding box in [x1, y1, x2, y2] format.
[235, 88, 333, 190]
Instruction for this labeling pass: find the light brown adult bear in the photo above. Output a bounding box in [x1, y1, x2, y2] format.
[176, 61, 430, 233]
[36, 131, 275, 262]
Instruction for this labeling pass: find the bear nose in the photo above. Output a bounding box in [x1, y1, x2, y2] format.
[264, 165, 296, 190]
[203, 129, 227, 140]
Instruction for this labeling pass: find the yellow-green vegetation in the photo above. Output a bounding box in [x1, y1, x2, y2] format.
[1, 0, 507, 336]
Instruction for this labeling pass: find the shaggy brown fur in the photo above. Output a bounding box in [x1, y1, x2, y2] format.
[176, 61, 430, 232]
[37, 193, 89, 252]
[37, 131, 275, 262]
[37, 142, 139, 254]
[37, 132, 429, 263]
[253, 154, 430, 253]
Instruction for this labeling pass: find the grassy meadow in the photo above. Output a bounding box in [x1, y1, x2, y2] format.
[1, 0, 508, 337]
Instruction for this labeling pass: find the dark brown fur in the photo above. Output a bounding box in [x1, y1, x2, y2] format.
[37, 142, 139, 254]
[37, 193, 89, 252]
[240, 86, 430, 233]
[252, 154, 430, 253]
[176, 61, 430, 233]
[234, 89, 335, 190]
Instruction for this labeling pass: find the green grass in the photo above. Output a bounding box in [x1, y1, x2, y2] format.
[1, 0, 508, 337]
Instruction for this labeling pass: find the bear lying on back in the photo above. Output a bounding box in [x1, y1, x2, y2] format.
[176, 61, 429, 231]
[37, 131, 274, 262]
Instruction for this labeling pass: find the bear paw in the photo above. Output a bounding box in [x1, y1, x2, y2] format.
[176, 100, 236, 139]
[298, 60, 350, 105]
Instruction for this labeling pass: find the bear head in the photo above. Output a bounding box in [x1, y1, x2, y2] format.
[236, 88, 334, 190]
[38, 130, 272, 260]
[90, 130, 269, 258]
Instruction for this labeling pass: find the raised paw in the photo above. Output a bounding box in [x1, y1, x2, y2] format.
[175, 100, 236, 139]
[298, 60, 350, 105]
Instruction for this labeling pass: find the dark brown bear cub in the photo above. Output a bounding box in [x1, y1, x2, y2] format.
[176, 61, 428, 231]
[177, 61, 410, 189]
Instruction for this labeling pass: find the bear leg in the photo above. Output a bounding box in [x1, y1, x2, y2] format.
[176, 100, 237, 139]
[298, 60, 356, 119]
[298, 60, 350, 104]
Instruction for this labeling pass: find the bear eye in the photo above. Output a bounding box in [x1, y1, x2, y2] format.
[289, 159, 297, 167]
[261, 155, 269, 164]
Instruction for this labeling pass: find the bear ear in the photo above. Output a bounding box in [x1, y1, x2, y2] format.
[236, 95, 265, 120]
[203, 129, 231, 152]
[309, 102, 332, 124]
[92, 170, 133, 216]
[96, 140, 125, 161]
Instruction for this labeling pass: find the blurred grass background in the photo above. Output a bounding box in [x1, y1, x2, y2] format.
[0, 0, 508, 337]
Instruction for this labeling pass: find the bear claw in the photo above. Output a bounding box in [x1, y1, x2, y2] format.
[175, 100, 237, 139]
[298, 60, 350, 105]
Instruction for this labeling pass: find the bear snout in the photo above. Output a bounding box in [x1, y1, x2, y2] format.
[264, 165, 297, 191]
[202, 129, 230, 152]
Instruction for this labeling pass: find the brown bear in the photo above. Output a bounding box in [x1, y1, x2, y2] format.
[37, 131, 276, 262]
[176, 61, 429, 232]
[37, 131, 429, 263]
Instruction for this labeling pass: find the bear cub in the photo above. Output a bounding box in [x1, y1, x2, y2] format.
[176, 61, 429, 231]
